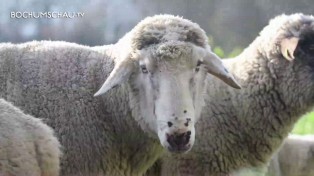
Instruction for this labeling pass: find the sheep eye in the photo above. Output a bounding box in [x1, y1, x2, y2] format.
[195, 60, 203, 72]
[140, 65, 148, 74]
[196, 60, 203, 67]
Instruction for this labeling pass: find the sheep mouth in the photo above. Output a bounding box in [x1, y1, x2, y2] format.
[167, 144, 191, 153]
[163, 130, 193, 153]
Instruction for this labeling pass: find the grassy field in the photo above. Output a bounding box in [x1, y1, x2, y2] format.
[292, 111, 314, 134]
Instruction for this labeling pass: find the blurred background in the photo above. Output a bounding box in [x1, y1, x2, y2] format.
[0, 0, 313, 134]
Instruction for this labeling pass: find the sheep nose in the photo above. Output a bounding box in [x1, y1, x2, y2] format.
[166, 131, 191, 153]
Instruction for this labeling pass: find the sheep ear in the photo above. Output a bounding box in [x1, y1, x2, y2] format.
[281, 37, 299, 61]
[94, 59, 134, 96]
[204, 52, 241, 89]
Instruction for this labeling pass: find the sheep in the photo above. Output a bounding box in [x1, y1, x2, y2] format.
[0, 98, 61, 176]
[266, 134, 314, 176]
[147, 13, 314, 176]
[0, 15, 240, 175]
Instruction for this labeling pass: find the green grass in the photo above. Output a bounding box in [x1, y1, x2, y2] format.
[292, 111, 314, 134]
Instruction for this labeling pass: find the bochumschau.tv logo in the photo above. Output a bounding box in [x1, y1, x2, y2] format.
[10, 11, 85, 19]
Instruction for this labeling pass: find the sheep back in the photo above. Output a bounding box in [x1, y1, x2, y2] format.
[0, 41, 163, 175]
[0, 98, 61, 176]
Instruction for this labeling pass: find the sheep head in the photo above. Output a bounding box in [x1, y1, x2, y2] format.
[280, 30, 314, 67]
[259, 14, 314, 66]
[255, 14, 314, 109]
[94, 15, 241, 153]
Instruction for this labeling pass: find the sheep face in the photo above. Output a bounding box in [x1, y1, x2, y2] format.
[133, 44, 206, 153]
[94, 41, 240, 153]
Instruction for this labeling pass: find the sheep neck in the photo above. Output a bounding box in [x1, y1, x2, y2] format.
[233, 39, 314, 123]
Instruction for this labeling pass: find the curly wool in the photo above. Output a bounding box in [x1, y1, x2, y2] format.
[0, 40, 163, 176]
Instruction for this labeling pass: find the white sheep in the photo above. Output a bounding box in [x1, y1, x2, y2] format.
[0, 15, 240, 175]
[266, 134, 314, 176]
[149, 13, 314, 176]
[0, 98, 61, 176]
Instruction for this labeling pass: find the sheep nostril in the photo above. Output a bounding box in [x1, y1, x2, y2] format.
[167, 121, 173, 127]
[187, 131, 191, 136]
